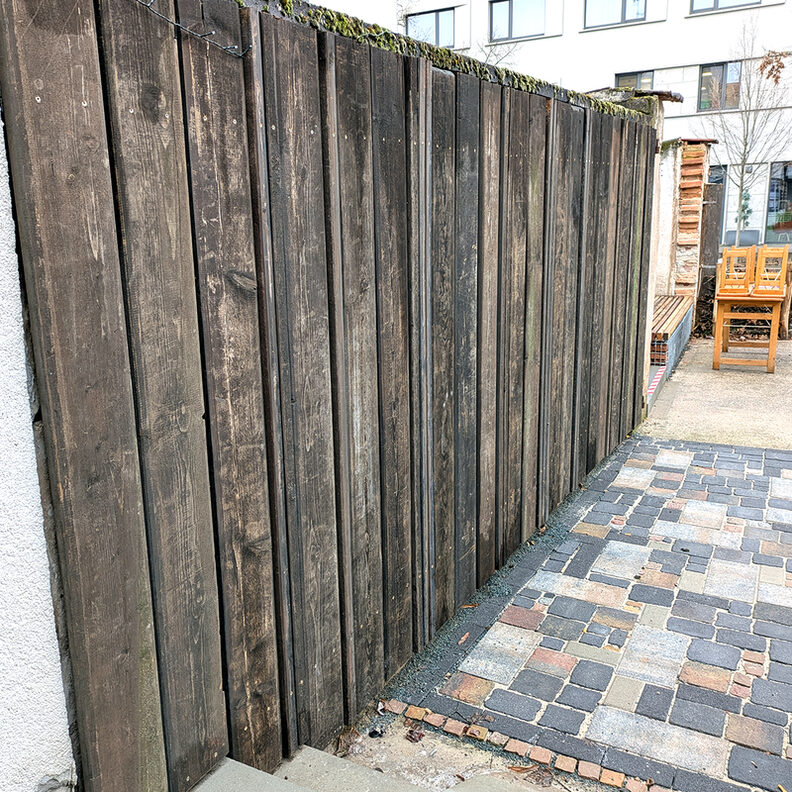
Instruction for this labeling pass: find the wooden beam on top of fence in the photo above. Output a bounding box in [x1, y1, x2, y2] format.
[259, 11, 345, 748]
[371, 46, 415, 678]
[405, 55, 433, 648]
[477, 80, 501, 585]
[431, 66, 457, 628]
[319, 31, 385, 716]
[97, 0, 227, 787]
[520, 92, 548, 542]
[453, 71, 479, 608]
[0, 2, 168, 791]
[176, 0, 281, 777]
[633, 126, 657, 429]
[242, 8, 298, 758]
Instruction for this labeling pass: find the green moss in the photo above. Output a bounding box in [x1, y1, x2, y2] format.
[270, 1, 646, 120]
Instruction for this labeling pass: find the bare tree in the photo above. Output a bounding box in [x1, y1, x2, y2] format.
[700, 21, 789, 247]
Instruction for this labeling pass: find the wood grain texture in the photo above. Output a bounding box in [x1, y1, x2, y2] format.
[260, 12, 344, 748]
[0, 2, 168, 790]
[100, 1, 227, 787]
[453, 72, 479, 607]
[431, 66, 456, 627]
[371, 47, 414, 678]
[177, 0, 282, 780]
[243, 9, 298, 758]
[477, 81, 501, 585]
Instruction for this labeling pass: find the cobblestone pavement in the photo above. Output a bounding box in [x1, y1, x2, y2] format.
[391, 435, 792, 792]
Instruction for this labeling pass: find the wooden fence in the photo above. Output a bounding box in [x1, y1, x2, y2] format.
[0, 1, 656, 791]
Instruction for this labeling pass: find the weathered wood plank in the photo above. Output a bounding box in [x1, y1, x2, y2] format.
[321, 33, 385, 712]
[431, 66, 456, 627]
[453, 72, 479, 606]
[520, 93, 547, 541]
[100, 0, 227, 786]
[405, 55, 433, 647]
[477, 81, 501, 584]
[371, 47, 414, 678]
[177, 0, 283, 779]
[0, 2, 168, 790]
[243, 8, 297, 757]
[260, 12, 344, 747]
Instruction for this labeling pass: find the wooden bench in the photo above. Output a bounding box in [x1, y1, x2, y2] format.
[651, 295, 695, 366]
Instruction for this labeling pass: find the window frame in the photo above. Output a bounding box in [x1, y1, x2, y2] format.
[697, 61, 742, 112]
[615, 70, 655, 90]
[406, 6, 456, 48]
[584, 0, 647, 29]
[690, 0, 761, 14]
[489, 0, 546, 42]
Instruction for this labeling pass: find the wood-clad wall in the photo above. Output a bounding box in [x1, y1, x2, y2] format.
[0, 2, 656, 791]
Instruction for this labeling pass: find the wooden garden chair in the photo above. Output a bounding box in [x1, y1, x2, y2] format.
[716, 246, 755, 297]
[752, 245, 789, 297]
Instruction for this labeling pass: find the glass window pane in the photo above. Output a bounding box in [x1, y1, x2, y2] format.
[639, 71, 654, 90]
[585, 0, 622, 27]
[490, 1, 509, 39]
[617, 73, 638, 89]
[407, 12, 436, 44]
[699, 63, 722, 110]
[708, 164, 727, 184]
[625, 0, 646, 20]
[437, 9, 454, 47]
[512, 0, 545, 37]
[692, 0, 715, 10]
[719, 0, 755, 8]
[766, 162, 792, 244]
[724, 61, 741, 108]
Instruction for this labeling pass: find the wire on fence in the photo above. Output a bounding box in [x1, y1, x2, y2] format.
[131, 0, 250, 57]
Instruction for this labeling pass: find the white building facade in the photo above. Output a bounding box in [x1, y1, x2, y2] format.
[321, 0, 792, 246]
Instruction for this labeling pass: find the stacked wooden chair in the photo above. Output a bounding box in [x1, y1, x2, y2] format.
[713, 245, 789, 372]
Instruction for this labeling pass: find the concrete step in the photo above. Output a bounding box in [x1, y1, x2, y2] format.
[194, 758, 312, 792]
[274, 745, 420, 792]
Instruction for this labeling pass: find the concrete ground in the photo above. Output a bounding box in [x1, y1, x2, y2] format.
[357, 436, 792, 792]
[641, 339, 792, 449]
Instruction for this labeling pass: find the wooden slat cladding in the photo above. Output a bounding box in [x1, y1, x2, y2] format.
[1, 4, 658, 787]
[0, 2, 168, 791]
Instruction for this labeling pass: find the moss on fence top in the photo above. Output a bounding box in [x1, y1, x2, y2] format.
[251, 0, 649, 121]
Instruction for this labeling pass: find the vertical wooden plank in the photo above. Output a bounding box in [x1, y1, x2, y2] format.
[405, 56, 433, 648]
[243, 9, 298, 757]
[609, 119, 636, 453]
[431, 66, 456, 627]
[177, 0, 284, 778]
[477, 81, 501, 585]
[633, 125, 657, 429]
[99, 0, 227, 785]
[260, 12, 344, 747]
[321, 33, 385, 713]
[548, 100, 585, 510]
[520, 93, 547, 540]
[0, 3, 168, 791]
[454, 72, 479, 606]
[370, 47, 414, 678]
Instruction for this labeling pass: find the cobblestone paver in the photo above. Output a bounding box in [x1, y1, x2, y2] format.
[396, 436, 792, 792]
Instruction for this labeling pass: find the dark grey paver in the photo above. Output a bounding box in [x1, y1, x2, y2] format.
[537, 704, 585, 734]
[569, 660, 613, 692]
[579, 632, 605, 647]
[673, 768, 746, 792]
[635, 684, 674, 721]
[677, 683, 740, 713]
[485, 688, 542, 722]
[534, 729, 605, 764]
[716, 628, 766, 652]
[750, 678, 792, 711]
[601, 749, 675, 788]
[589, 572, 631, 588]
[668, 616, 715, 639]
[754, 553, 783, 567]
[537, 615, 585, 642]
[688, 639, 741, 670]
[630, 584, 674, 607]
[539, 636, 565, 651]
[547, 596, 596, 623]
[608, 629, 627, 647]
[511, 669, 564, 701]
[715, 613, 751, 631]
[669, 699, 725, 736]
[672, 539, 713, 558]
[728, 745, 791, 791]
[678, 590, 731, 610]
[768, 661, 792, 684]
[728, 600, 752, 616]
[754, 601, 792, 624]
[672, 599, 717, 623]
[769, 638, 792, 665]
[555, 685, 601, 712]
[741, 702, 788, 725]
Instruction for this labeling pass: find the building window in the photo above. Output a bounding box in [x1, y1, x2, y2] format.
[490, 0, 546, 41]
[585, 0, 646, 28]
[406, 8, 455, 47]
[698, 62, 742, 111]
[708, 164, 727, 184]
[691, 0, 760, 13]
[766, 161, 792, 244]
[616, 71, 654, 90]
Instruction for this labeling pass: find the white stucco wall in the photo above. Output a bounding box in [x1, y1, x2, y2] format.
[0, 119, 76, 790]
